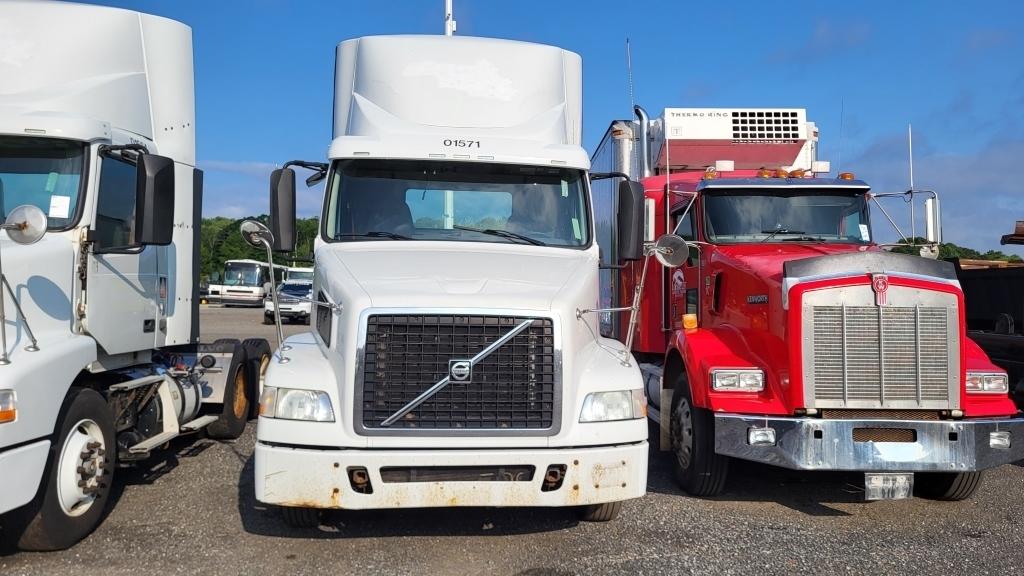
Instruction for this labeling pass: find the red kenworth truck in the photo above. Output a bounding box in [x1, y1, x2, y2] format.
[591, 106, 1024, 501]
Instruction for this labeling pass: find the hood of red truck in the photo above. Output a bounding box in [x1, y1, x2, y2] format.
[712, 243, 873, 286]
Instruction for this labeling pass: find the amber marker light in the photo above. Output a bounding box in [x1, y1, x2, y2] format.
[682, 313, 699, 330]
[756, 167, 773, 178]
[838, 172, 855, 180]
[0, 390, 16, 424]
[775, 168, 790, 178]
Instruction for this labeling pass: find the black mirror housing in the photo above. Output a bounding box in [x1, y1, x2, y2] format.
[134, 154, 175, 246]
[616, 180, 645, 261]
[270, 168, 297, 252]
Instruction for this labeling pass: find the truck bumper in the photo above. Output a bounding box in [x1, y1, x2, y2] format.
[254, 441, 647, 510]
[714, 414, 1024, 472]
[0, 439, 50, 514]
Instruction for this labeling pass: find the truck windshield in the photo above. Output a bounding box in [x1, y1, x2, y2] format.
[704, 190, 871, 244]
[0, 136, 86, 229]
[222, 262, 262, 287]
[323, 160, 590, 248]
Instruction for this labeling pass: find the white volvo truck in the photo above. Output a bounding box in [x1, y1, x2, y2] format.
[251, 34, 672, 526]
[0, 2, 268, 550]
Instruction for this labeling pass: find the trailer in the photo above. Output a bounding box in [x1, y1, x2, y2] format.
[592, 106, 1024, 500]
[0, 2, 269, 550]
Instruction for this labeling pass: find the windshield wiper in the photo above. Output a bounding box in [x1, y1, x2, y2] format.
[780, 236, 827, 243]
[336, 231, 413, 241]
[453, 225, 546, 246]
[760, 228, 805, 243]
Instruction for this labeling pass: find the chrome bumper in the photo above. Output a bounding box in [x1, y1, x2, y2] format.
[714, 414, 1024, 472]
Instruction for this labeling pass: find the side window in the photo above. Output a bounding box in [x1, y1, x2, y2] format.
[94, 156, 137, 251]
[672, 208, 696, 241]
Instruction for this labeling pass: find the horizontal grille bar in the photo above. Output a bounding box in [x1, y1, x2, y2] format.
[359, 314, 558, 434]
[379, 466, 536, 483]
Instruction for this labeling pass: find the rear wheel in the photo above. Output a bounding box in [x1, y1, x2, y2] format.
[206, 339, 249, 440]
[915, 471, 983, 501]
[9, 388, 116, 551]
[241, 338, 272, 419]
[281, 506, 320, 528]
[669, 373, 728, 496]
[577, 501, 622, 522]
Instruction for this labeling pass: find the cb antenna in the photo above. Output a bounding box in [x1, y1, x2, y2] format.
[626, 38, 635, 111]
[908, 123, 916, 240]
[444, 0, 456, 36]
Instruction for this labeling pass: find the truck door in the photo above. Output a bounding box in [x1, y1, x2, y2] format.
[84, 151, 166, 354]
[669, 197, 699, 331]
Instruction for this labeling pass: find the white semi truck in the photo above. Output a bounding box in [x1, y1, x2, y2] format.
[0, 2, 268, 550]
[251, 34, 664, 526]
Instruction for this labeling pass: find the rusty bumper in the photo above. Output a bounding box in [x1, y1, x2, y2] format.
[254, 441, 648, 510]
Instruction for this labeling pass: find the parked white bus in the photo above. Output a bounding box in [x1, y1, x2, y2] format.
[208, 259, 287, 306]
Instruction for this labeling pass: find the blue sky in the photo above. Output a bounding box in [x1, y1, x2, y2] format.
[89, 0, 1024, 255]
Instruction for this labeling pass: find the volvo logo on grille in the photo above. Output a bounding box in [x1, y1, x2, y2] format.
[871, 274, 889, 306]
[449, 360, 472, 381]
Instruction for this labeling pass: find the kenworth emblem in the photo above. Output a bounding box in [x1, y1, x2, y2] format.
[871, 274, 889, 306]
[449, 360, 472, 381]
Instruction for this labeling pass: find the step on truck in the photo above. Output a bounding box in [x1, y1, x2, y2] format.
[246, 34, 669, 527]
[591, 106, 1024, 500]
[0, 2, 269, 550]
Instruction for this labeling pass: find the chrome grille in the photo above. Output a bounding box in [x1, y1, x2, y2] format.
[810, 305, 954, 408]
[356, 314, 559, 435]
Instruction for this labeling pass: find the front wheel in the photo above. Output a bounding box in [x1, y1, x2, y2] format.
[669, 374, 728, 497]
[9, 388, 116, 551]
[577, 501, 622, 522]
[915, 471, 983, 501]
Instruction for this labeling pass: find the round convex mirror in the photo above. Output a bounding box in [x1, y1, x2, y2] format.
[652, 234, 689, 268]
[4, 205, 48, 245]
[240, 219, 274, 249]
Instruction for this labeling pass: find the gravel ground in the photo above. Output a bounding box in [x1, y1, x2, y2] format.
[2, 306, 1023, 575]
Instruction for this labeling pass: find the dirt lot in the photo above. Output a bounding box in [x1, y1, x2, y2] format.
[2, 306, 1023, 575]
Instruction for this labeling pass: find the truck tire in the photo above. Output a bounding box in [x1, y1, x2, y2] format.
[206, 339, 249, 440]
[577, 500, 622, 522]
[669, 374, 728, 497]
[241, 338, 272, 419]
[281, 506, 320, 528]
[915, 471, 983, 501]
[9, 388, 116, 551]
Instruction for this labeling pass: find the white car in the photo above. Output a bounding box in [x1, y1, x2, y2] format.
[264, 281, 313, 325]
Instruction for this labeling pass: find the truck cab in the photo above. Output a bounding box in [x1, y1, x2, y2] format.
[594, 106, 1024, 500]
[252, 35, 650, 526]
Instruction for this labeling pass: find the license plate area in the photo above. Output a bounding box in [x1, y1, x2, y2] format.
[864, 472, 914, 500]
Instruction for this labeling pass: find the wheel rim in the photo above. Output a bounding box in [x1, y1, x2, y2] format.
[232, 365, 247, 419]
[670, 396, 694, 471]
[56, 419, 106, 517]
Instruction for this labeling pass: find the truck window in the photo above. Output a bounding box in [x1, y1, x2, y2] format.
[0, 136, 85, 230]
[324, 160, 590, 248]
[94, 155, 138, 250]
[673, 208, 696, 241]
[703, 190, 870, 244]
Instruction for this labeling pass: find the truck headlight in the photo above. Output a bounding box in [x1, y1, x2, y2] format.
[259, 386, 335, 422]
[579, 389, 646, 423]
[0, 390, 15, 424]
[966, 372, 1008, 394]
[711, 369, 764, 392]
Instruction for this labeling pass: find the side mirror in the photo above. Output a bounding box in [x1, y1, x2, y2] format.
[617, 180, 645, 261]
[652, 234, 689, 268]
[269, 168, 297, 253]
[134, 154, 175, 246]
[924, 196, 941, 244]
[3, 205, 48, 245]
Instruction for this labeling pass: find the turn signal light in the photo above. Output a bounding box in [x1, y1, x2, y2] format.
[0, 390, 15, 424]
[682, 313, 699, 330]
[838, 172, 856, 180]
